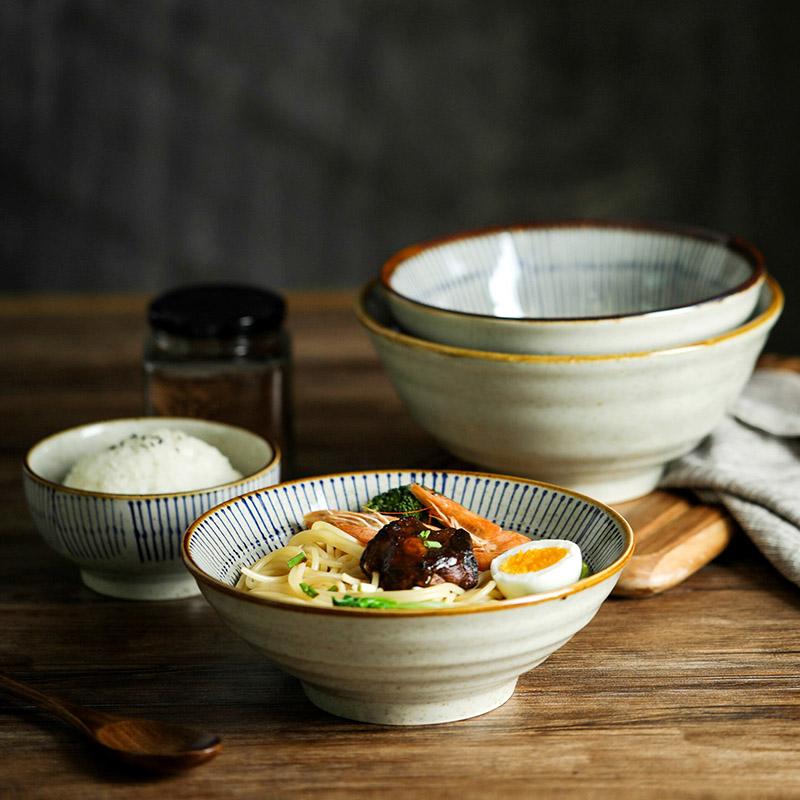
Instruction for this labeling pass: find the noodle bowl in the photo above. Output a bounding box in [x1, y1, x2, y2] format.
[182, 470, 634, 725]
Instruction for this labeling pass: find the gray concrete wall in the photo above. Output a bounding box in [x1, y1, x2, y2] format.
[1, 0, 797, 350]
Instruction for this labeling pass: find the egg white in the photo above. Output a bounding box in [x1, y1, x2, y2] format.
[490, 539, 583, 599]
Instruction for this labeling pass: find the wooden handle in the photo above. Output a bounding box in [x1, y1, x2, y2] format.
[0, 673, 109, 737]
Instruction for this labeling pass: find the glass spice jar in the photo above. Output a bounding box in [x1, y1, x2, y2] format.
[144, 284, 292, 471]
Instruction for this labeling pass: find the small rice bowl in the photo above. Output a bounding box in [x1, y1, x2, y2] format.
[63, 429, 243, 494]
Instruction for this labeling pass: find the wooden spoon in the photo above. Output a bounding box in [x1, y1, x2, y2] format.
[0, 672, 221, 772]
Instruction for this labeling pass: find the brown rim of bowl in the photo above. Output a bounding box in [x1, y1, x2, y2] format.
[23, 417, 282, 500]
[357, 274, 783, 364]
[379, 219, 766, 324]
[181, 468, 635, 618]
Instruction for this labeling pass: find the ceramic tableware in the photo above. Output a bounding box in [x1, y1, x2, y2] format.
[24, 417, 281, 600]
[183, 469, 634, 725]
[357, 276, 782, 503]
[381, 222, 765, 355]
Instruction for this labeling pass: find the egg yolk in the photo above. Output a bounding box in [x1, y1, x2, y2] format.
[500, 547, 568, 574]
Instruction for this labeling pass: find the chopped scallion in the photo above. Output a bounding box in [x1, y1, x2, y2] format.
[299, 582, 318, 598]
[287, 552, 306, 568]
[331, 594, 442, 610]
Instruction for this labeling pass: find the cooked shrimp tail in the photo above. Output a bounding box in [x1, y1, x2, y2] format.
[409, 484, 530, 569]
[302, 509, 392, 545]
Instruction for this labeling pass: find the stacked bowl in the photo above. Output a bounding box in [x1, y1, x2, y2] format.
[357, 221, 783, 503]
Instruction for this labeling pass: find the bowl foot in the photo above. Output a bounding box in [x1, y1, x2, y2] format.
[80, 569, 200, 600]
[561, 465, 665, 504]
[301, 679, 518, 725]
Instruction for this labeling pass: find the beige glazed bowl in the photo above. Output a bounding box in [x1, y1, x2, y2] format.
[381, 221, 766, 355]
[357, 276, 783, 503]
[183, 470, 634, 725]
[23, 417, 281, 600]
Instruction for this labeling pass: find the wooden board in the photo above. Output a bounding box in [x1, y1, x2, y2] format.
[612, 490, 735, 596]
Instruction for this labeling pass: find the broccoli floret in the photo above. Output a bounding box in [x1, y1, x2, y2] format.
[364, 485, 425, 518]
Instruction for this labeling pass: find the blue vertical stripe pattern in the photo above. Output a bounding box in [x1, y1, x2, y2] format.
[24, 464, 281, 568]
[186, 472, 628, 586]
[389, 228, 754, 318]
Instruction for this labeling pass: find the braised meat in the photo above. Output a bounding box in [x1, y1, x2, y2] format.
[360, 517, 479, 590]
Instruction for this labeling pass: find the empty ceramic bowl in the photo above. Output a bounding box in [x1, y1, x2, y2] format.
[356, 276, 782, 503]
[24, 417, 281, 600]
[182, 469, 634, 725]
[381, 222, 765, 354]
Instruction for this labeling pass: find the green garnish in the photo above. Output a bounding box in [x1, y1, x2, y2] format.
[364, 485, 425, 518]
[287, 552, 306, 568]
[580, 561, 591, 579]
[331, 594, 440, 610]
[418, 529, 442, 548]
[299, 582, 318, 598]
[333, 595, 397, 609]
[328, 585, 338, 592]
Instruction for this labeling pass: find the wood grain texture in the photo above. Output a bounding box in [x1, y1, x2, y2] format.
[0, 293, 798, 799]
[613, 493, 735, 597]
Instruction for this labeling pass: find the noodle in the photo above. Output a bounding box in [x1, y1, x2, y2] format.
[236, 520, 505, 609]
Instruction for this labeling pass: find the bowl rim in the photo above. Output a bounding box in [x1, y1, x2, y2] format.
[357, 274, 783, 364]
[23, 416, 282, 500]
[181, 468, 635, 618]
[379, 220, 766, 324]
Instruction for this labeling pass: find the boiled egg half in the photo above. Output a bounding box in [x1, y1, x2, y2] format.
[490, 539, 583, 599]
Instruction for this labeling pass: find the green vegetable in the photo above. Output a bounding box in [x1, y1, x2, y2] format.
[580, 561, 591, 579]
[328, 585, 339, 592]
[364, 485, 425, 518]
[299, 582, 318, 598]
[418, 529, 441, 548]
[287, 552, 306, 568]
[332, 594, 440, 610]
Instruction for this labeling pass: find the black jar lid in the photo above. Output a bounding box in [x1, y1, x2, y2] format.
[148, 284, 286, 338]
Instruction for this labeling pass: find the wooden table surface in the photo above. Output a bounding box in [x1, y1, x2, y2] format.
[1, 294, 798, 799]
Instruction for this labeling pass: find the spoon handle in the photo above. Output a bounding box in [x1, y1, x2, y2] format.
[0, 672, 109, 736]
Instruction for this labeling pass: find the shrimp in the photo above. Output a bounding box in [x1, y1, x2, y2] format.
[409, 484, 530, 570]
[305, 486, 530, 570]
[302, 509, 393, 544]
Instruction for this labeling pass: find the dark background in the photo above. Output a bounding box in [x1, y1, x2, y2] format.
[1, 0, 797, 351]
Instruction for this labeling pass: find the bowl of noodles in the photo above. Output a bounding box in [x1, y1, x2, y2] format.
[183, 469, 633, 725]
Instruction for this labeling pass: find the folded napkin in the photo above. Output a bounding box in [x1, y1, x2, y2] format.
[660, 368, 800, 587]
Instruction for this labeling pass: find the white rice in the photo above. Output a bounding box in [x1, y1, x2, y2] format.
[63, 429, 243, 494]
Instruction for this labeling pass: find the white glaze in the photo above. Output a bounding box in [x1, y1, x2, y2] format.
[183, 470, 634, 725]
[383, 225, 765, 355]
[23, 417, 281, 600]
[358, 277, 782, 504]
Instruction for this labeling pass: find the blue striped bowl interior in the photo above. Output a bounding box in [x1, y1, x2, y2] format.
[387, 227, 756, 318]
[186, 471, 630, 587]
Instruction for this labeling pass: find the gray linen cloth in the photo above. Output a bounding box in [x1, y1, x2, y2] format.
[659, 368, 800, 587]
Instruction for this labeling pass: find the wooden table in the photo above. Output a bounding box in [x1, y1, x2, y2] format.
[1, 294, 798, 799]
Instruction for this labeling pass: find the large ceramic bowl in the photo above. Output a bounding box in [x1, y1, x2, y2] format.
[357, 276, 783, 503]
[381, 222, 765, 354]
[24, 417, 281, 600]
[183, 470, 634, 725]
